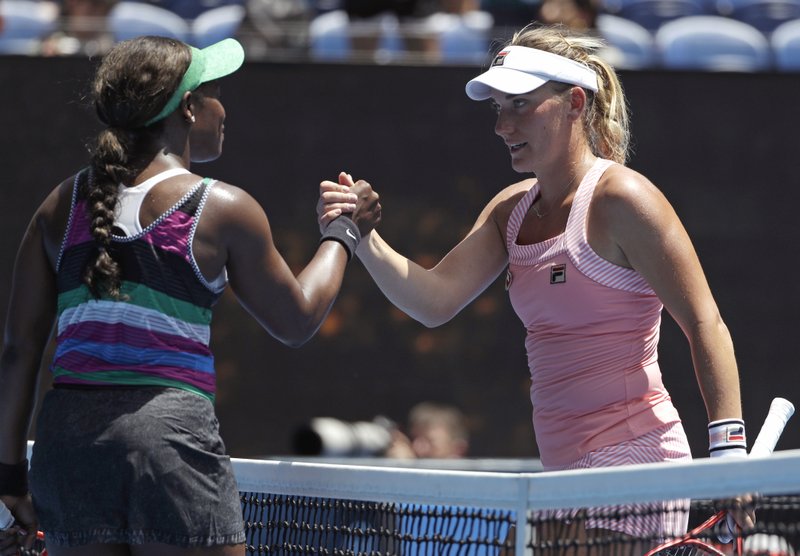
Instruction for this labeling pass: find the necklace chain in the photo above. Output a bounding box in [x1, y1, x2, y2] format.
[530, 171, 581, 219]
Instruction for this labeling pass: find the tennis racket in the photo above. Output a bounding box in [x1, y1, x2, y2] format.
[645, 397, 795, 556]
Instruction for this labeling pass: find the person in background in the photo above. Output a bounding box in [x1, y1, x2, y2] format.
[537, 0, 599, 32]
[318, 22, 752, 552]
[0, 35, 380, 556]
[384, 402, 470, 459]
[41, 0, 117, 56]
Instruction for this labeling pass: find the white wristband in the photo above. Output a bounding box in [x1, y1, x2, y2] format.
[708, 418, 747, 458]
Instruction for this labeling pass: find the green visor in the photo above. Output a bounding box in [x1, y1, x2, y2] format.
[145, 38, 245, 126]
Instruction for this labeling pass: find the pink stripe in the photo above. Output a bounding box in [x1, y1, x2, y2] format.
[550, 422, 692, 540]
[65, 203, 94, 247]
[565, 160, 653, 293]
[57, 321, 211, 356]
[506, 185, 538, 252]
[140, 210, 194, 261]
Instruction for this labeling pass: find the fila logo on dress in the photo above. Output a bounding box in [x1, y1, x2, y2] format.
[550, 264, 566, 284]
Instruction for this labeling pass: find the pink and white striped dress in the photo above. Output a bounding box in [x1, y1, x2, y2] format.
[506, 157, 689, 468]
[507, 158, 692, 537]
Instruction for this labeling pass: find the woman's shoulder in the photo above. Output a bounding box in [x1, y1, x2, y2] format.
[197, 177, 271, 235]
[489, 178, 536, 216]
[594, 163, 666, 212]
[202, 177, 263, 212]
[596, 163, 659, 197]
[592, 163, 675, 234]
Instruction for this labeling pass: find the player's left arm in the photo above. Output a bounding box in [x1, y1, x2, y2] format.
[592, 167, 742, 423]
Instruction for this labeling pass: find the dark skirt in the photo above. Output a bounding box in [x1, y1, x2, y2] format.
[29, 386, 245, 548]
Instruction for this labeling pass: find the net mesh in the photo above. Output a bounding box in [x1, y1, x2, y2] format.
[233, 451, 800, 555]
[18, 446, 800, 555]
[240, 494, 514, 554]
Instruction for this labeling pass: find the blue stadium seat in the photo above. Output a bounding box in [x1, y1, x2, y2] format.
[426, 10, 494, 64]
[0, 0, 59, 54]
[597, 14, 657, 69]
[655, 15, 772, 70]
[602, 0, 714, 31]
[716, 0, 800, 33]
[191, 4, 246, 48]
[309, 10, 352, 60]
[771, 18, 800, 70]
[309, 10, 407, 62]
[108, 1, 190, 43]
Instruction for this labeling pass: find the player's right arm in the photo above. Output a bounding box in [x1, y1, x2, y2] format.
[0, 179, 70, 545]
[320, 174, 519, 328]
[208, 180, 380, 347]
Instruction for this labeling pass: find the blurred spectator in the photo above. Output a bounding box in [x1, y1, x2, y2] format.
[537, 0, 599, 31]
[106, 0, 246, 48]
[41, 0, 116, 55]
[0, 0, 60, 55]
[384, 402, 470, 459]
[244, 0, 313, 56]
[309, 0, 492, 63]
[412, 0, 495, 63]
[345, 0, 426, 60]
[482, 0, 599, 39]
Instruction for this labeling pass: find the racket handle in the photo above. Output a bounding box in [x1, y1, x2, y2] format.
[750, 397, 795, 457]
[0, 499, 13, 530]
[721, 397, 795, 543]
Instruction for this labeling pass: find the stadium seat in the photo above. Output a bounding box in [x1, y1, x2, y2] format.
[596, 14, 657, 69]
[191, 4, 246, 48]
[716, 0, 800, 33]
[108, 1, 190, 43]
[655, 15, 772, 70]
[603, 0, 714, 31]
[426, 10, 494, 64]
[771, 18, 800, 70]
[309, 10, 352, 60]
[0, 0, 59, 54]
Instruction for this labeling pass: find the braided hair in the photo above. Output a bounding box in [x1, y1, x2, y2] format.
[83, 36, 190, 298]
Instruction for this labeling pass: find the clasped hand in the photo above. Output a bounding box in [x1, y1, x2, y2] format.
[318, 172, 380, 238]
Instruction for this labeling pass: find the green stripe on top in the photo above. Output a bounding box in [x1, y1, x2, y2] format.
[58, 282, 212, 325]
[52, 366, 214, 402]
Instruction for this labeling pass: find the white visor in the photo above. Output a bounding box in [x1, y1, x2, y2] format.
[465, 45, 599, 100]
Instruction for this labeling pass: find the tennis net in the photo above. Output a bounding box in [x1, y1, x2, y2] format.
[233, 450, 800, 555]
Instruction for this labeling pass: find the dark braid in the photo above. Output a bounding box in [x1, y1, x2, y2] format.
[82, 36, 190, 298]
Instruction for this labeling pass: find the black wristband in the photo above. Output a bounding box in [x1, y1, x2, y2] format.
[320, 217, 361, 260]
[0, 459, 28, 497]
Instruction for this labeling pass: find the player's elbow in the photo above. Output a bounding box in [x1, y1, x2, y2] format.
[411, 301, 459, 328]
[274, 322, 319, 348]
[280, 335, 313, 349]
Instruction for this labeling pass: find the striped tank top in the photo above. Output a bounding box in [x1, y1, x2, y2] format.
[52, 170, 226, 401]
[505, 158, 681, 468]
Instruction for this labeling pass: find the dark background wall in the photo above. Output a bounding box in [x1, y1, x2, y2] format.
[1, 56, 798, 460]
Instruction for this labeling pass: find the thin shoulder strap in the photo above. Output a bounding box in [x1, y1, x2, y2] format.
[55, 168, 90, 272]
[505, 184, 539, 251]
[565, 159, 655, 293]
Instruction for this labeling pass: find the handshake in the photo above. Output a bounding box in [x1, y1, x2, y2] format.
[317, 172, 382, 260]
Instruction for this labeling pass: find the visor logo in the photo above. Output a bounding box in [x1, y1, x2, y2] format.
[492, 50, 510, 67]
